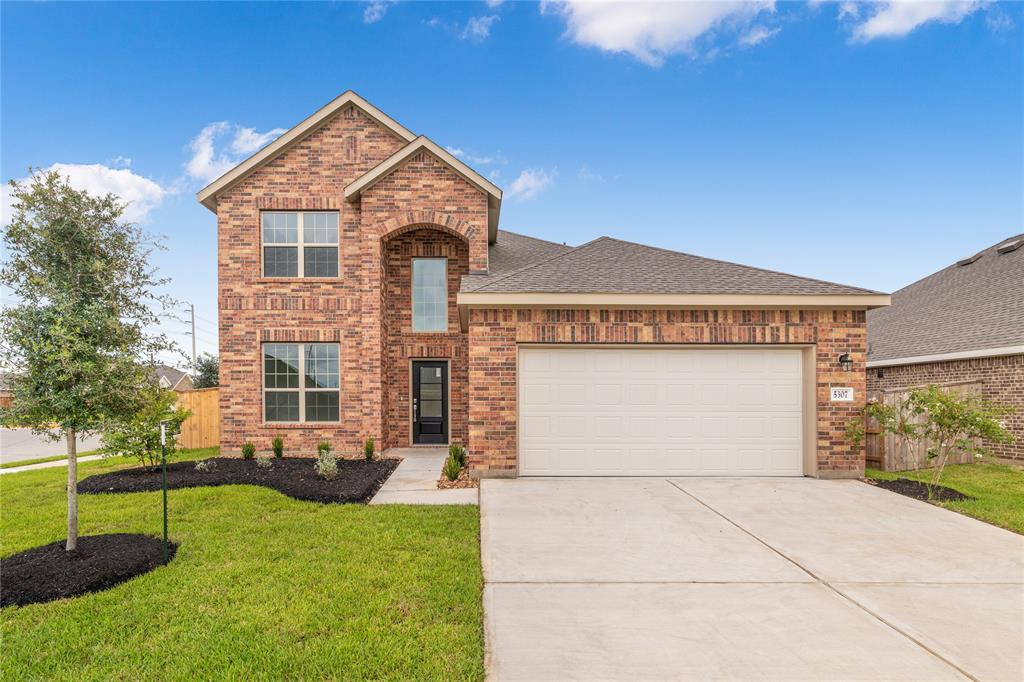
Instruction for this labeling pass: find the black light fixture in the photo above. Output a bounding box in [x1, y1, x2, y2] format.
[838, 353, 853, 372]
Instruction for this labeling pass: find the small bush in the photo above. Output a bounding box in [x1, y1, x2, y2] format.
[442, 453, 461, 481]
[449, 443, 466, 467]
[256, 454, 273, 470]
[314, 445, 337, 480]
[363, 437, 375, 461]
[194, 459, 217, 472]
[271, 436, 284, 459]
[241, 442, 256, 460]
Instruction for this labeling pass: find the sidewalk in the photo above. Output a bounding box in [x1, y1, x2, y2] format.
[0, 454, 104, 475]
[370, 447, 478, 505]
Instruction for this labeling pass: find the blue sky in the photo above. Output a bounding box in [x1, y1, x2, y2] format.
[2, 1, 1021, 365]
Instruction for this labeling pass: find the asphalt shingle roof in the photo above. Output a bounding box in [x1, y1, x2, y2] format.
[464, 236, 879, 296]
[867, 234, 1024, 362]
[487, 230, 573, 277]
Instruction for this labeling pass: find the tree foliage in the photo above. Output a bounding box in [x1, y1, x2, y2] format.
[0, 170, 177, 549]
[191, 352, 219, 389]
[100, 386, 191, 467]
[849, 384, 1013, 497]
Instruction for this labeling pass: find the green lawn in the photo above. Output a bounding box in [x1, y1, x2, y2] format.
[0, 448, 484, 681]
[866, 462, 1024, 535]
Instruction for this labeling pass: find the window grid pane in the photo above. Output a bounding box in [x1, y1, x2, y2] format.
[264, 344, 299, 388]
[263, 343, 341, 423]
[265, 391, 299, 422]
[264, 247, 298, 277]
[305, 391, 340, 422]
[412, 259, 448, 332]
[305, 344, 339, 389]
[303, 247, 338, 278]
[303, 212, 339, 244]
[262, 212, 298, 244]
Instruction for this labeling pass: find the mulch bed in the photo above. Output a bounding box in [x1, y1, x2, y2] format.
[437, 467, 478, 489]
[79, 457, 401, 504]
[1, 534, 175, 608]
[868, 477, 972, 503]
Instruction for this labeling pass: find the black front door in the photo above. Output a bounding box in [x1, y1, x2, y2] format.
[412, 361, 448, 445]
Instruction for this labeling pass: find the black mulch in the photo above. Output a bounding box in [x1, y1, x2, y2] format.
[869, 477, 972, 502]
[1, 534, 175, 608]
[78, 457, 401, 504]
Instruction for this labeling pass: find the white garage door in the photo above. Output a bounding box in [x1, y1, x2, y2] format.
[518, 347, 804, 476]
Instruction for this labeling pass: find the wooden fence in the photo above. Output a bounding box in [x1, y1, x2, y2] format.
[175, 387, 220, 449]
[865, 382, 981, 472]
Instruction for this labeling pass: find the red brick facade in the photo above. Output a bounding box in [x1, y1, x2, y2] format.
[467, 309, 868, 477]
[867, 354, 1024, 461]
[216, 105, 487, 455]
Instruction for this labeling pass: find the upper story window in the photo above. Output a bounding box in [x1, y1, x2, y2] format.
[412, 258, 448, 332]
[262, 211, 339, 278]
[263, 343, 340, 423]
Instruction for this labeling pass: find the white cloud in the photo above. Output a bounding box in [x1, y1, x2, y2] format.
[838, 1, 860, 20]
[108, 155, 133, 169]
[445, 145, 499, 166]
[363, 0, 397, 24]
[507, 168, 556, 200]
[739, 25, 780, 47]
[485, 0, 505, 7]
[577, 164, 605, 184]
[851, 1, 985, 42]
[2, 163, 170, 225]
[185, 121, 285, 184]
[984, 8, 1014, 33]
[462, 14, 500, 41]
[541, 0, 775, 66]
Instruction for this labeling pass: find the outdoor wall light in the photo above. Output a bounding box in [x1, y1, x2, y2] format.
[838, 353, 853, 372]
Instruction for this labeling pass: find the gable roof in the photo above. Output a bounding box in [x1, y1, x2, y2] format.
[461, 236, 884, 297]
[867, 234, 1024, 365]
[345, 136, 503, 242]
[487, 230, 574, 277]
[154, 365, 192, 391]
[197, 90, 416, 211]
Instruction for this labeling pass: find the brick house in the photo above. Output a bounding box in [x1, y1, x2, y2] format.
[867, 235, 1023, 462]
[198, 91, 889, 479]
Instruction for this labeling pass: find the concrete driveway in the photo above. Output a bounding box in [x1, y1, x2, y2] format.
[0, 428, 102, 464]
[481, 477, 1024, 681]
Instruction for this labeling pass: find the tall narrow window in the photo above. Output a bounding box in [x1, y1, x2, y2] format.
[262, 211, 338, 278]
[412, 258, 448, 332]
[263, 343, 340, 422]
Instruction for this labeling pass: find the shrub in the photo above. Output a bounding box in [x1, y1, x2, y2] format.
[271, 436, 284, 459]
[449, 443, 466, 468]
[99, 386, 191, 468]
[314, 444, 337, 480]
[256, 454, 273, 470]
[442, 453, 462, 481]
[194, 459, 217, 472]
[241, 442, 256, 460]
[363, 437, 375, 461]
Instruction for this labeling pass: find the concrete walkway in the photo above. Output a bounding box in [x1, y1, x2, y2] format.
[370, 447, 477, 505]
[482, 477, 1024, 681]
[0, 454, 104, 475]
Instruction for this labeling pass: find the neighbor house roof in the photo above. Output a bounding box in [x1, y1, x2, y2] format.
[154, 365, 193, 392]
[345, 136, 503, 243]
[867, 234, 1024, 366]
[197, 91, 415, 211]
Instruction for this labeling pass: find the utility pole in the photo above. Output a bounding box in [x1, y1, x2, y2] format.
[188, 303, 196, 366]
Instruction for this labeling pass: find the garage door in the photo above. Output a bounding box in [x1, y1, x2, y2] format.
[518, 347, 804, 476]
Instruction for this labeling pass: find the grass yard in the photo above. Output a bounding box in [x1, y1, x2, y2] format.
[867, 462, 1024, 534]
[0, 448, 484, 681]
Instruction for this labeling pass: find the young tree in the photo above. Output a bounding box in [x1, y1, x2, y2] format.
[100, 386, 191, 467]
[191, 352, 219, 388]
[0, 170, 176, 551]
[849, 384, 1013, 498]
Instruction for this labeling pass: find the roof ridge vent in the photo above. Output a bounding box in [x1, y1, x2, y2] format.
[996, 238, 1021, 254]
[957, 253, 982, 266]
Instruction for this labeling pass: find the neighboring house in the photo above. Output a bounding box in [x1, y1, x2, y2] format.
[154, 365, 195, 392]
[867, 235, 1024, 462]
[197, 91, 889, 478]
[0, 372, 16, 409]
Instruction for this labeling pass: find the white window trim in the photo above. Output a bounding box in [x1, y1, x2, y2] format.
[260, 210, 340, 279]
[262, 342, 341, 424]
[412, 257, 449, 333]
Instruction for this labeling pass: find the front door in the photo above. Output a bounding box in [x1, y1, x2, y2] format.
[412, 361, 448, 445]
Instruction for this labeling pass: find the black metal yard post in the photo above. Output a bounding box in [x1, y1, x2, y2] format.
[161, 420, 168, 564]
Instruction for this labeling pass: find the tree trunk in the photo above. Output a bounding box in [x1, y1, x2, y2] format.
[66, 428, 78, 552]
